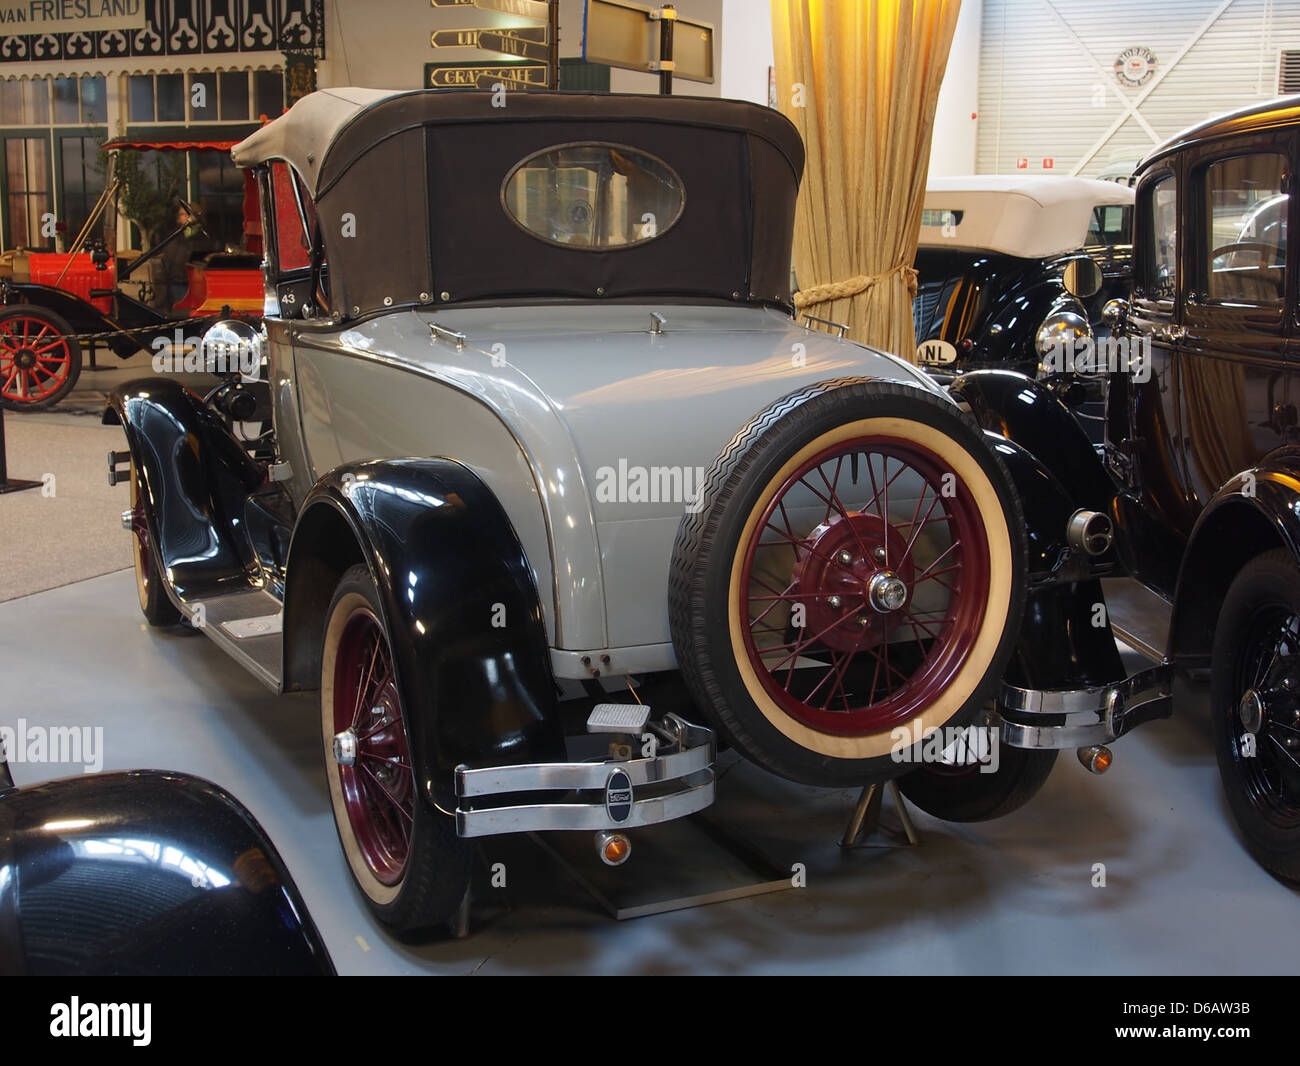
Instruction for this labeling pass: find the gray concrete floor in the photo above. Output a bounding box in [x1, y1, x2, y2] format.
[2, 569, 1297, 974]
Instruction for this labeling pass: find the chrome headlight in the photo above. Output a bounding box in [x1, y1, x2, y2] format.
[1035, 310, 1091, 375]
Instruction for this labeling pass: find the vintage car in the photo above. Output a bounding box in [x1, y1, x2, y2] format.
[0, 757, 334, 975]
[953, 95, 1300, 883]
[105, 88, 1135, 938]
[0, 137, 263, 411]
[913, 176, 1133, 390]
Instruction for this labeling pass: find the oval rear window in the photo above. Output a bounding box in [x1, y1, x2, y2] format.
[502, 142, 684, 250]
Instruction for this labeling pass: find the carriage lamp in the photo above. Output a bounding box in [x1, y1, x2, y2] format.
[596, 831, 631, 866]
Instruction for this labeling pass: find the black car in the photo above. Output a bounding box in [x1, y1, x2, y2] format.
[913, 176, 1133, 424]
[946, 95, 1300, 883]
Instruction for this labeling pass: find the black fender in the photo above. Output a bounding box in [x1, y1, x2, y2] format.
[103, 377, 264, 601]
[282, 459, 566, 810]
[950, 369, 1115, 511]
[1, 283, 150, 357]
[0, 770, 334, 975]
[1168, 451, 1300, 669]
[978, 429, 1077, 581]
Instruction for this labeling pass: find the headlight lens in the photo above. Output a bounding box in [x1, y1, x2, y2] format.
[1035, 310, 1092, 375]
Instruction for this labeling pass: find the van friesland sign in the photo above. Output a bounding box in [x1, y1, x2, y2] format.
[0, 0, 146, 33]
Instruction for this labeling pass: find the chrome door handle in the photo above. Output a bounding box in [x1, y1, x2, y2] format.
[1153, 325, 1186, 343]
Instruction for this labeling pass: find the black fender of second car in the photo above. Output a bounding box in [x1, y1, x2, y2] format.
[0, 769, 334, 976]
[950, 369, 1116, 510]
[103, 377, 265, 600]
[282, 460, 568, 810]
[1168, 449, 1300, 672]
[954, 373, 1127, 690]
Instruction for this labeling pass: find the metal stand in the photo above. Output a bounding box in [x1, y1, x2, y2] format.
[0, 405, 39, 494]
[529, 811, 794, 921]
[840, 780, 920, 850]
[449, 885, 472, 939]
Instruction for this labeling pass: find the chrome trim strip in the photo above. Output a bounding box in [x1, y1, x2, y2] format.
[456, 734, 713, 797]
[455, 773, 714, 838]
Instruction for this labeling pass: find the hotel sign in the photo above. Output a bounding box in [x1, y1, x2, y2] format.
[0, 0, 147, 33]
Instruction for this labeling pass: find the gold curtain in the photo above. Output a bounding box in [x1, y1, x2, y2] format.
[771, 0, 961, 359]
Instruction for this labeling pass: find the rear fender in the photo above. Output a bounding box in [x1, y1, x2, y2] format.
[282, 459, 566, 809]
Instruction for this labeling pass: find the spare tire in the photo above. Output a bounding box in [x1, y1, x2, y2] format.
[669, 379, 1027, 787]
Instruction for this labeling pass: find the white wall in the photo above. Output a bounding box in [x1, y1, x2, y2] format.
[976, 0, 1300, 178]
[928, 0, 982, 178]
[720, 0, 774, 104]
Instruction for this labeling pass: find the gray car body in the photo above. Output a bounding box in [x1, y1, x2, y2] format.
[267, 302, 947, 680]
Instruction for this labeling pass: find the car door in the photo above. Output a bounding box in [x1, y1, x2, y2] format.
[1116, 165, 1196, 597]
[1177, 134, 1293, 519]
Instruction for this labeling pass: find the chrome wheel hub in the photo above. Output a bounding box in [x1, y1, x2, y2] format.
[332, 728, 358, 767]
[1239, 688, 1265, 735]
[868, 570, 909, 614]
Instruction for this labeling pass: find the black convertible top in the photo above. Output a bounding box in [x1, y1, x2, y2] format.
[234, 89, 804, 315]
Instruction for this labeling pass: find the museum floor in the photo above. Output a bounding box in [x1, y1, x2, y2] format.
[2, 564, 1297, 975]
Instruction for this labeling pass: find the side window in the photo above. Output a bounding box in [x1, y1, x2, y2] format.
[270, 160, 315, 274]
[1202, 152, 1288, 306]
[1087, 204, 1131, 248]
[1141, 174, 1177, 302]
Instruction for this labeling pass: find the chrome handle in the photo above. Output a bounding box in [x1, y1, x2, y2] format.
[1153, 325, 1185, 343]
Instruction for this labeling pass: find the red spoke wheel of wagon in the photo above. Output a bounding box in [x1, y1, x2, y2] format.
[321, 564, 472, 938]
[0, 307, 81, 411]
[670, 380, 1027, 787]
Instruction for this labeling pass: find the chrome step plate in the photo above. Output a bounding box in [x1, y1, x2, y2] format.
[587, 703, 652, 734]
[219, 613, 283, 639]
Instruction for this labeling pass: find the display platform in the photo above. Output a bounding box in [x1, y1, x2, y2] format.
[2, 569, 1297, 975]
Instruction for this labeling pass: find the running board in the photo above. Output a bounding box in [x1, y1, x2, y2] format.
[1102, 577, 1169, 664]
[179, 588, 284, 693]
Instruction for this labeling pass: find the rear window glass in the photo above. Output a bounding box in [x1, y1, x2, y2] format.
[502, 142, 684, 250]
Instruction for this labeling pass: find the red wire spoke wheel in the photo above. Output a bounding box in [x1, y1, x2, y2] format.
[328, 602, 414, 889]
[320, 564, 472, 936]
[0, 307, 81, 410]
[671, 381, 1026, 787]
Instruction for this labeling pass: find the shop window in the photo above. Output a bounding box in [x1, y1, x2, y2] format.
[80, 77, 105, 124]
[254, 70, 285, 119]
[59, 136, 106, 246]
[196, 149, 248, 250]
[156, 74, 185, 122]
[189, 73, 217, 122]
[51, 78, 78, 125]
[1202, 153, 1288, 306]
[219, 72, 250, 120]
[128, 75, 155, 122]
[5, 137, 51, 249]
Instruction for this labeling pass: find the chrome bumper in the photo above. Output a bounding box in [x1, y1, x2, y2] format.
[996, 663, 1173, 750]
[453, 713, 715, 838]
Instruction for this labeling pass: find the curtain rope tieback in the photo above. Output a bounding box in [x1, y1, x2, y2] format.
[793, 262, 919, 310]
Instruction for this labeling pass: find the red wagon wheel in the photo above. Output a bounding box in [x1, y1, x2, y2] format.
[0, 307, 81, 410]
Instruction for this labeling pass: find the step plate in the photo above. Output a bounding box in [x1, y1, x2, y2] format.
[220, 613, 283, 639]
[587, 703, 652, 734]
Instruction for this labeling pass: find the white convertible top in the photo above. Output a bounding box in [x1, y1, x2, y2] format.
[232, 87, 404, 196]
[920, 175, 1133, 258]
